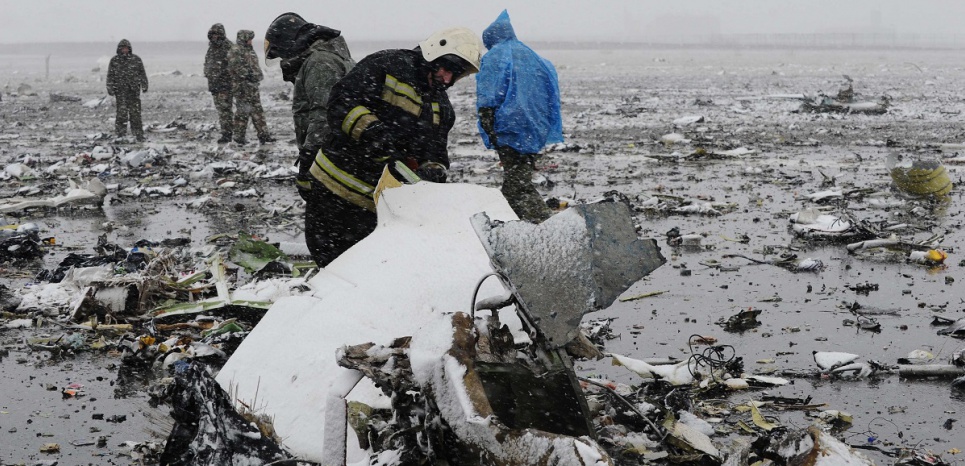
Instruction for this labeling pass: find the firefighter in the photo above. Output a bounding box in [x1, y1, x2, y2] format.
[301, 27, 483, 267]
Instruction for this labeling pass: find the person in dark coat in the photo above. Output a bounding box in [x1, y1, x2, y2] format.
[300, 27, 483, 267]
[228, 30, 274, 145]
[106, 39, 149, 141]
[204, 23, 234, 143]
[264, 13, 354, 198]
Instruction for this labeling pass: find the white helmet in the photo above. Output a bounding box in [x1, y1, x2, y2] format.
[419, 27, 484, 78]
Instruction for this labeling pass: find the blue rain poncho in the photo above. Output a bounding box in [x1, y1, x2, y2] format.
[476, 10, 563, 155]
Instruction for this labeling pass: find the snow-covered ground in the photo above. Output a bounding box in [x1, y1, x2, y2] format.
[2, 42, 965, 464]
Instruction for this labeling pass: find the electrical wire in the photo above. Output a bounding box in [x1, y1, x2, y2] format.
[579, 376, 667, 441]
[686, 334, 737, 383]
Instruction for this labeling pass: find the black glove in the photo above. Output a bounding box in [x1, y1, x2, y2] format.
[415, 162, 448, 183]
[295, 147, 318, 201]
[478, 107, 498, 147]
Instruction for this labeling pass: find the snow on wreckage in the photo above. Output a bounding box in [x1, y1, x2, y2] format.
[157, 161, 954, 464]
[207, 181, 667, 465]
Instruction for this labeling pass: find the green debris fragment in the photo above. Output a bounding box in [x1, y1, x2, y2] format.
[229, 232, 288, 273]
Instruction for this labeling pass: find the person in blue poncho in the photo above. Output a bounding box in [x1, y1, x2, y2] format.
[477, 9, 563, 223]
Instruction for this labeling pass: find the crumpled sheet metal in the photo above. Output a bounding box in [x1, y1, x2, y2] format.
[472, 200, 665, 347]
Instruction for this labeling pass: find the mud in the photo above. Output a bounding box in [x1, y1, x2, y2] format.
[2, 43, 964, 464]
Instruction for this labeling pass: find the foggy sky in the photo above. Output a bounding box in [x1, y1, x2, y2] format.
[3, 0, 965, 44]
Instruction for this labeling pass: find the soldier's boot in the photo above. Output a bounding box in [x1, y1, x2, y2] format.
[258, 133, 276, 144]
[233, 127, 247, 145]
[217, 132, 232, 144]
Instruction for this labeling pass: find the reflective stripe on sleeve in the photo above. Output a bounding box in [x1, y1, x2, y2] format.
[431, 102, 440, 125]
[392, 160, 422, 184]
[341, 105, 374, 138]
[351, 114, 377, 140]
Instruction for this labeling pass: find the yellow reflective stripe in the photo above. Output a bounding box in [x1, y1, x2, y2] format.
[312, 150, 374, 196]
[382, 89, 422, 116]
[393, 160, 422, 184]
[384, 75, 421, 104]
[382, 75, 422, 116]
[431, 102, 440, 125]
[295, 179, 312, 190]
[309, 162, 376, 212]
[341, 106, 373, 137]
[351, 114, 377, 141]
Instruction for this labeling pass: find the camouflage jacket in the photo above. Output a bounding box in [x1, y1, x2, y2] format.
[292, 36, 354, 152]
[106, 39, 148, 95]
[228, 30, 263, 92]
[204, 24, 233, 93]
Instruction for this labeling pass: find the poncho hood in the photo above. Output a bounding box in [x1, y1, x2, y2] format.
[482, 10, 517, 49]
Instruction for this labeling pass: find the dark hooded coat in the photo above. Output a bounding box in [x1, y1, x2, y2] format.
[203, 24, 233, 93]
[106, 39, 148, 96]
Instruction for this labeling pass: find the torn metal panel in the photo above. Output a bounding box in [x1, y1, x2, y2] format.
[472, 199, 665, 348]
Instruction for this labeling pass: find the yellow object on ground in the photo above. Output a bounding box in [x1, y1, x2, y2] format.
[890, 158, 952, 197]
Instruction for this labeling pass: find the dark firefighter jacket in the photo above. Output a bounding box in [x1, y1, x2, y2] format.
[311, 49, 455, 210]
[203, 24, 233, 93]
[106, 39, 148, 96]
[293, 36, 354, 153]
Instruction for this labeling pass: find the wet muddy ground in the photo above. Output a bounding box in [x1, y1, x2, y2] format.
[2, 44, 965, 464]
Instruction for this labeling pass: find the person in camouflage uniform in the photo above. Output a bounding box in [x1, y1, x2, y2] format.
[204, 24, 234, 143]
[228, 30, 274, 144]
[106, 39, 149, 141]
[264, 12, 354, 199]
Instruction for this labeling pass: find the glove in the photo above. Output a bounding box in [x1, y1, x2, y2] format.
[415, 162, 448, 183]
[107, 88, 114, 97]
[295, 147, 317, 201]
[142, 87, 148, 93]
[478, 107, 498, 147]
